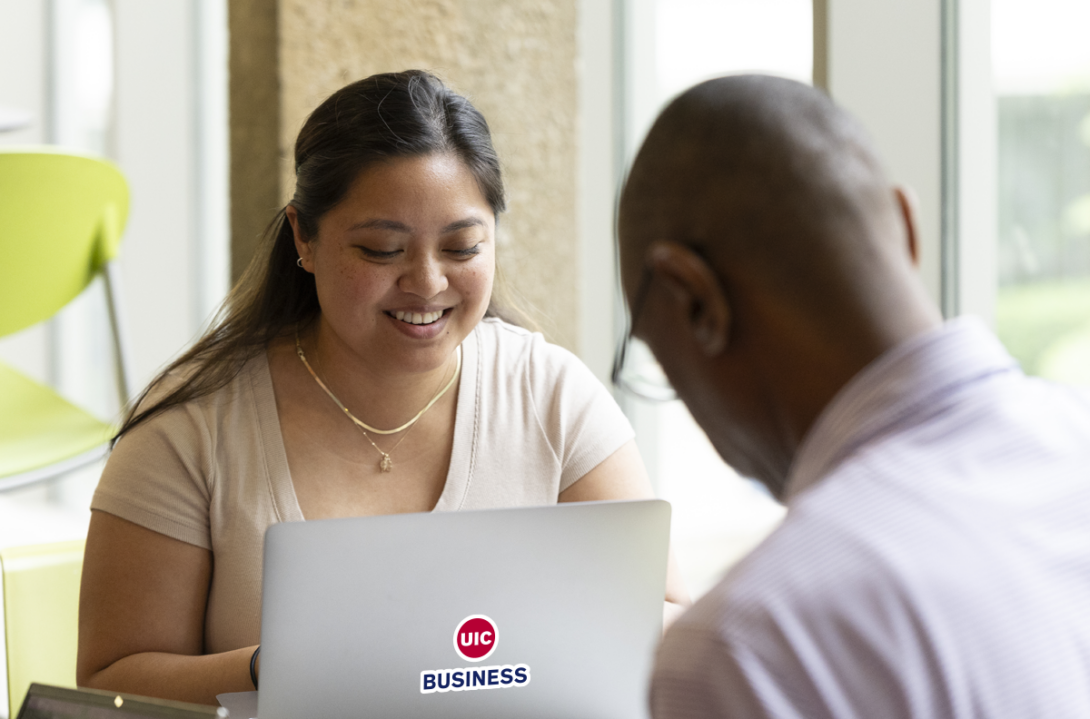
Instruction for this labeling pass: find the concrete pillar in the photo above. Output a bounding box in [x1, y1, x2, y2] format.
[228, 0, 280, 285]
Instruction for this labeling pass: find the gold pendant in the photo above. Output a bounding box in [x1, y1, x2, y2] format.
[380, 454, 393, 472]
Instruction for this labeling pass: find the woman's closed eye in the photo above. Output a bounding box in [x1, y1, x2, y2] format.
[446, 244, 482, 258]
[356, 245, 401, 260]
[353, 238, 485, 261]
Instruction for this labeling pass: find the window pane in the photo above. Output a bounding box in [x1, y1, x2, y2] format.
[631, 0, 810, 598]
[994, 0, 1090, 386]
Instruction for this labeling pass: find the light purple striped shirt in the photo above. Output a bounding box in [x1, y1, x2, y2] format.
[651, 318, 1090, 719]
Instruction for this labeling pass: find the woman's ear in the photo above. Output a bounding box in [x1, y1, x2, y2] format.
[286, 206, 314, 271]
[645, 241, 731, 357]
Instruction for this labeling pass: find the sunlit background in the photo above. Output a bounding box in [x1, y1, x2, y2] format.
[993, 0, 1090, 388]
[1, 1, 1088, 605]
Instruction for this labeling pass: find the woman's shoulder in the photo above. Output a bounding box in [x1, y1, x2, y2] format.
[468, 320, 631, 478]
[474, 317, 583, 370]
[473, 317, 610, 401]
[128, 349, 270, 435]
[475, 316, 536, 342]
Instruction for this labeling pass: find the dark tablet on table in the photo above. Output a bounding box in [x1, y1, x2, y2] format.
[17, 684, 227, 719]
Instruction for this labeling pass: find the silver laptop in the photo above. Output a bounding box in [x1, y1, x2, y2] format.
[258, 499, 671, 719]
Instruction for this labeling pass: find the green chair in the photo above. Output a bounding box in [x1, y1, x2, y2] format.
[0, 540, 85, 718]
[0, 148, 132, 492]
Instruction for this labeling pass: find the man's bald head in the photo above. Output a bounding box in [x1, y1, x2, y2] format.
[619, 75, 908, 324]
[616, 75, 941, 494]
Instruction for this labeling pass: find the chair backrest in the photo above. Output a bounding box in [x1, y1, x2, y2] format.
[0, 541, 84, 719]
[0, 149, 129, 337]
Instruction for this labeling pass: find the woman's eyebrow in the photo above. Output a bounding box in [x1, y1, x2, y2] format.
[347, 217, 486, 234]
[441, 217, 487, 233]
[348, 218, 411, 233]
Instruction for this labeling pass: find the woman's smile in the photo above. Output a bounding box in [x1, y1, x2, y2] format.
[385, 307, 454, 339]
[388, 309, 448, 325]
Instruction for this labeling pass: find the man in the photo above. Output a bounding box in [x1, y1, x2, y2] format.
[617, 75, 1090, 718]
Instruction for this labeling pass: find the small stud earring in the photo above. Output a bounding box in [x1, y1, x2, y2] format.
[296, 258, 304, 268]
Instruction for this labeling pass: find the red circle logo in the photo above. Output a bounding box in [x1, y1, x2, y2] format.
[453, 615, 498, 662]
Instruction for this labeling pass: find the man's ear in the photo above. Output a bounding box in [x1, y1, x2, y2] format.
[893, 185, 921, 268]
[645, 241, 731, 357]
[286, 205, 314, 271]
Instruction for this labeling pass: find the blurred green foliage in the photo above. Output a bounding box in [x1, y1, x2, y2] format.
[996, 279, 1090, 385]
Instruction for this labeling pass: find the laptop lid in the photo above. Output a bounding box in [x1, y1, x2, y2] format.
[17, 684, 226, 719]
[258, 499, 670, 719]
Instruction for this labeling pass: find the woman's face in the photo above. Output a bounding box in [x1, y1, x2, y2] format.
[292, 153, 496, 375]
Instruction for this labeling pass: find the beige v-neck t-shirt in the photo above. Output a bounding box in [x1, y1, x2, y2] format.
[91, 319, 634, 654]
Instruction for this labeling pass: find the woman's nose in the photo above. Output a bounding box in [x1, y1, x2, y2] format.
[399, 254, 449, 298]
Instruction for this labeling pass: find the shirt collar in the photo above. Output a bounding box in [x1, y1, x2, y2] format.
[784, 317, 1020, 502]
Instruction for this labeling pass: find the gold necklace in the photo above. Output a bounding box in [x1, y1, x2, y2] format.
[357, 418, 411, 473]
[297, 334, 461, 436]
[295, 332, 461, 472]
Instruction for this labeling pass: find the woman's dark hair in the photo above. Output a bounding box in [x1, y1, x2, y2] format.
[116, 70, 506, 440]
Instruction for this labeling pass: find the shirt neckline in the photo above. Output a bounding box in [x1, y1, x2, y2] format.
[785, 317, 1019, 502]
[253, 327, 481, 521]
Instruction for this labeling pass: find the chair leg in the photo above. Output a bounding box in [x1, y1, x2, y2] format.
[102, 260, 134, 411]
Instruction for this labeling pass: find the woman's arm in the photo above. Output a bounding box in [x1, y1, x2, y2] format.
[558, 439, 692, 628]
[78, 511, 257, 706]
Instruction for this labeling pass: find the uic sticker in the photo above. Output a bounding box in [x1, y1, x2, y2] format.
[453, 614, 498, 662]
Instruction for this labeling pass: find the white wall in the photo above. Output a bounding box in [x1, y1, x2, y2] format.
[956, 0, 997, 324]
[826, 0, 944, 305]
[114, 0, 199, 387]
[577, 0, 621, 384]
[0, 1, 48, 151]
[825, 0, 996, 321]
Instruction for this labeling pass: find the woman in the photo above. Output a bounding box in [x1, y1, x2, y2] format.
[77, 70, 688, 706]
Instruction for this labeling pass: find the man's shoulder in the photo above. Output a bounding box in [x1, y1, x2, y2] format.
[679, 481, 938, 651]
[650, 527, 873, 719]
[650, 504, 924, 719]
[721, 486, 895, 594]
